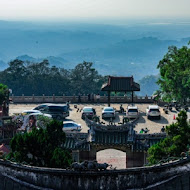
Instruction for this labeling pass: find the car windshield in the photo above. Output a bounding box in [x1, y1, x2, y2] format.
[83, 108, 93, 112]
[64, 123, 77, 127]
[150, 109, 159, 112]
[128, 109, 138, 112]
[104, 108, 114, 111]
[49, 106, 68, 112]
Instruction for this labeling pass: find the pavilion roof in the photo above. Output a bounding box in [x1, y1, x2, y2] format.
[101, 76, 140, 92]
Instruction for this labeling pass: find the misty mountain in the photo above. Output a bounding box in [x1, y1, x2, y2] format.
[0, 20, 190, 79]
[16, 55, 74, 69]
[59, 37, 184, 79]
[137, 75, 159, 96]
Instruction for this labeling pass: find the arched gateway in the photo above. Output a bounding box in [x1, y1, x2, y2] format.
[63, 119, 166, 168]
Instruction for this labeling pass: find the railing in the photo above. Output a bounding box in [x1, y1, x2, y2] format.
[10, 94, 157, 104]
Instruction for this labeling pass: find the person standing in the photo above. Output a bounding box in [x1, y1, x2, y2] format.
[88, 94, 91, 102]
[78, 94, 81, 103]
[96, 93, 100, 103]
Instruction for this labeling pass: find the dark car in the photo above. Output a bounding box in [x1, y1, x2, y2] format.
[81, 107, 96, 119]
[33, 104, 69, 120]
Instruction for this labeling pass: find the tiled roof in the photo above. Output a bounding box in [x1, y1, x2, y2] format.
[101, 76, 140, 92]
[133, 134, 166, 151]
[63, 133, 90, 151]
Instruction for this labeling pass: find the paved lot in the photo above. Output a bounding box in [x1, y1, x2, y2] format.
[9, 103, 190, 169]
[10, 103, 189, 133]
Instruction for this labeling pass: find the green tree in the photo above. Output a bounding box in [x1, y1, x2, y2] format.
[157, 43, 190, 103]
[0, 83, 9, 104]
[0, 59, 105, 96]
[7, 120, 72, 168]
[148, 110, 190, 165]
[70, 61, 106, 95]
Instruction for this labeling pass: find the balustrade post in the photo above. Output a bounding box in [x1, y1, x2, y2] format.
[62, 94, 65, 102]
[43, 94, 45, 102]
[22, 94, 24, 102]
[12, 94, 14, 102]
[32, 94, 35, 102]
[53, 94, 55, 102]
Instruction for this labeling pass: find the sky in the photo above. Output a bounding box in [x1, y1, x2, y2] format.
[0, 0, 190, 22]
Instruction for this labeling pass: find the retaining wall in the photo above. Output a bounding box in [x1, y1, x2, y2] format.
[0, 158, 190, 190]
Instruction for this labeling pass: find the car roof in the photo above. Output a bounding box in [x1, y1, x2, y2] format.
[38, 103, 53, 106]
[28, 113, 52, 117]
[22, 110, 41, 113]
[83, 107, 93, 109]
[104, 107, 114, 109]
[63, 121, 75, 124]
[149, 105, 159, 109]
[48, 104, 67, 107]
[127, 106, 138, 109]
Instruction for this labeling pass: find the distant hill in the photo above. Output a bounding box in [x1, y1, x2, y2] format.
[16, 55, 74, 69]
[0, 60, 7, 71]
[137, 75, 159, 96]
[59, 37, 183, 79]
[0, 20, 190, 79]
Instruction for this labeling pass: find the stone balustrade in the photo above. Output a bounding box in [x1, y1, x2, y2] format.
[10, 94, 156, 104]
[0, 158, 190, 189]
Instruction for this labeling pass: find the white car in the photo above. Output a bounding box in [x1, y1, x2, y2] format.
[126, 106, 139, 119]
[146, 105, 161, 119]
[102, 107, 115, 119]
[63, 121, 82, 132]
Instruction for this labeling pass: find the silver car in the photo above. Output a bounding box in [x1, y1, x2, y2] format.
[126, 106, 139, 119]
[102, 107, 115, 119]
[63, 121, 82, 132]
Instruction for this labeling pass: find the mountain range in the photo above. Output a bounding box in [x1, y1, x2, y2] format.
[0, 20, 190, 95]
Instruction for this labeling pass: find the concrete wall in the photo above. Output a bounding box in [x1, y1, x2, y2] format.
[11, 95, 156, 104]
[0, 158, 190, 190]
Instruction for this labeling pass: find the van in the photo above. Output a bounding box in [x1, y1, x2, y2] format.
[33, 104, 69, 120]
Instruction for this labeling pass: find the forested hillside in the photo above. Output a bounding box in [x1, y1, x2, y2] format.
[0, 60, 106, 96]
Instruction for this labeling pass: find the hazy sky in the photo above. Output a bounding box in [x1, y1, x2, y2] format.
[0, 0, 190, 21]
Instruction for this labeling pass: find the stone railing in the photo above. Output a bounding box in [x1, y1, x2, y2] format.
[10, 94, 157, 104]
[0, 158, 190, 189]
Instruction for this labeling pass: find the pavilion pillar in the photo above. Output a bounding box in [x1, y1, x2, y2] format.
[108, 91, 110, 107]
[132, 91, 134, 104]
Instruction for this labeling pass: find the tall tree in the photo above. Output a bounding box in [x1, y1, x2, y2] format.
[8, 120, 72, 168]
[70, 61, 106, 95]
[157, 43, 190, 103]
[148, 110, 190, 165]
[0, 83, 9, 105]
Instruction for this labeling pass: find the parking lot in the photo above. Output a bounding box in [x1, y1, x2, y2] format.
[9, 103, 190, 169]
[9, 103, 189, 134]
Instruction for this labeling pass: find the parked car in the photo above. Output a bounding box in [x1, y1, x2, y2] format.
[146, 105, 161, 119]
[81, 107, 96, 119]
[63, 121, 81, 132]
[33, 104, 69, 120]
[126, 106, 139, 119]
[102, 107, 115, 119]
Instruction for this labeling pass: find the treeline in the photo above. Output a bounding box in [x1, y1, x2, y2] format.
[0, 59, 107, 96]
